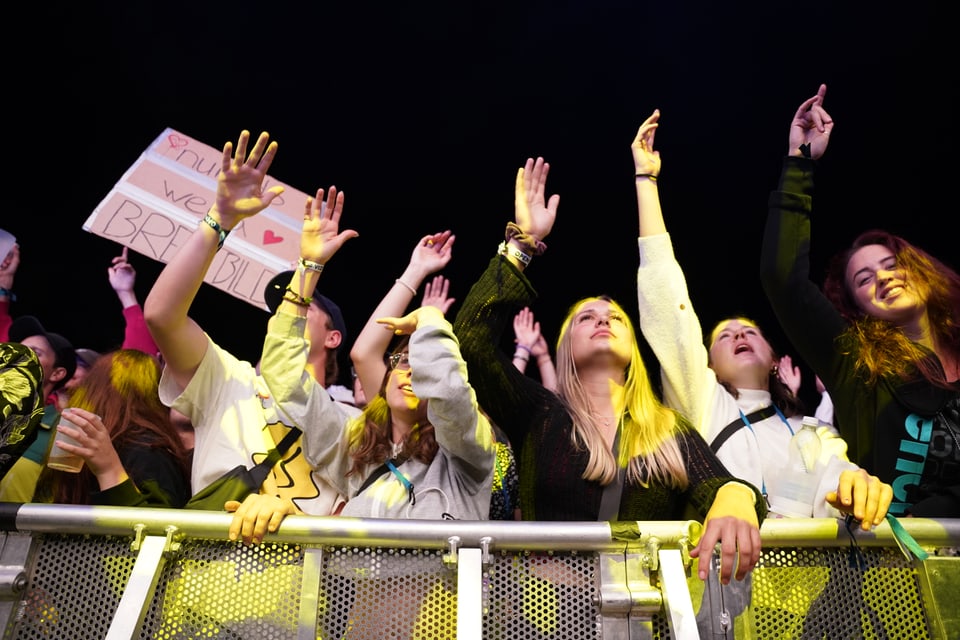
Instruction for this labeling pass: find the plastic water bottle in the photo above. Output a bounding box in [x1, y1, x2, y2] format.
[771, 416, 822, 517]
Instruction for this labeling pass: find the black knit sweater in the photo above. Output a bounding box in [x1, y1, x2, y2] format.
[453, 256, 766, 523]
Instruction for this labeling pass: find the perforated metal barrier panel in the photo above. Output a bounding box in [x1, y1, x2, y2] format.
[1, 509, 957, 639]
[751, 546, 931, 639]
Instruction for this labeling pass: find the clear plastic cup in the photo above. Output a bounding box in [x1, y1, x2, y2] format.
[47, 411, 87, 473]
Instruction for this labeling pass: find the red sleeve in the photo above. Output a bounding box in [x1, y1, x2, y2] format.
[121, 304, 159, 357]
[0, 298, 11, 342]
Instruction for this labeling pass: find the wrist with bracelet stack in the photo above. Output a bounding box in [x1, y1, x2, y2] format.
[498, 222, 547, 268]
[201, 213, 230, 250]
[282, 285, 312, 308]
[298, 257, 324, 273]
[498, 241, 532, 266]
[513, 344, 532, 361]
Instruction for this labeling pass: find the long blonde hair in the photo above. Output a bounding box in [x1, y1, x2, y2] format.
[555, 296, 688, 488]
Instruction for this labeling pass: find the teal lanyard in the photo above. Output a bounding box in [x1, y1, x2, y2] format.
[385, 459, 416, 505]
[739, 405, 793, 497]
[885, 513, 929, 561]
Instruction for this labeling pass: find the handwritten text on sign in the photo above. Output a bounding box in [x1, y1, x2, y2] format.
[84, 128, 310, 311]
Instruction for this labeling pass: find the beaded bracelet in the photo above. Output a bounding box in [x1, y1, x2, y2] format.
[498, 241, 532, 266]
[298, 257, 324, 273]
[201, 213, 230, 250]
[283, 286, 312, 307]
[395, 278, 417, 295]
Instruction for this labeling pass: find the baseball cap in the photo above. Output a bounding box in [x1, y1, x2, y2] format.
[75, 348, 103, 369]
[8, 315, 78, 383]
[263, 271, 347, 343]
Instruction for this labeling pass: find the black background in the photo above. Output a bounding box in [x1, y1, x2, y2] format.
[7, 2, 955, 408]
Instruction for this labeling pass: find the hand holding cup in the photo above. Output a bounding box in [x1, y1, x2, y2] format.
[47, 408, 118, 476]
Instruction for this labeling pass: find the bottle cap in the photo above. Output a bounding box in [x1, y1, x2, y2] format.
[801, 416, 820, 427]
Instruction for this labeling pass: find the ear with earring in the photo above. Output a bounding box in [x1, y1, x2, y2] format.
[770, 364, 779, 377]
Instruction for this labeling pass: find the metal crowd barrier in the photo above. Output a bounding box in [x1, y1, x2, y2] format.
[0, 503, 957, 639]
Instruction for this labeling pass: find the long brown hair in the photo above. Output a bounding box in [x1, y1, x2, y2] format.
[52, 349, 190, 504]
[345, 336, 438, 477]
[823, 230, 960, 387]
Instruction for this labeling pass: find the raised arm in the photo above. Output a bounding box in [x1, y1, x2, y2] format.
[0, 243, 20, 341]
[260, 187, 358, 428]
[108, 246, 159, 356]
[500, 157, 559, 271]
[453, 158, 560, 446]
[377, 305, 495, 479]
[759, 85, 847, 395]
[512, 307, 557, 391]
[632, 109, 664, 237]
[632, 110, 715, 430]
[350, 232, 454, 402]
[230, 187, 357, 544]
[144, 131, 284, 390]
[272, 187, 357, 325]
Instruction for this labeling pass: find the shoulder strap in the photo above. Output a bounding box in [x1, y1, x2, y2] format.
[248, 427, 303, 487]
[710, 406, 777, 454]
[598, 428, 624, 521]
[355, 460, 392, 498]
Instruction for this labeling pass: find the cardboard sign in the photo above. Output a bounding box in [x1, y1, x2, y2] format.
[83, 128, 310, 311]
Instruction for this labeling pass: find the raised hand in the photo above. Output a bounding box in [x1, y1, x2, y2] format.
[299, 186, 358, 265]
[513, 307, 543, 352]
[410, 231, 455, 276]
[0, 243, 20, 290]
[377, 306, 444, 336]
[788, 84, 834, 160]
[107, 246, 136, 294]
[214, 130, 285, 228]
[421, 275, 455, 315]
[514, 157, 559, 242]
[631, 109, 662, 177]
[777, 354, 802, 397]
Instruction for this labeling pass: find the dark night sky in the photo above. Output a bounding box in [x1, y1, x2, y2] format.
[7, 2, 956, 406]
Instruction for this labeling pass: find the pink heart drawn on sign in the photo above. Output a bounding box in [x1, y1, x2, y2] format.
[167, 134, 189, 149]
[263, 230, 284, 245]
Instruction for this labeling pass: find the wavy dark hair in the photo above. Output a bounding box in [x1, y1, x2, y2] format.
[51, 349, 191, 505]
[345, 336, 438, 478]
[822, 229, 960, 388]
